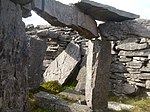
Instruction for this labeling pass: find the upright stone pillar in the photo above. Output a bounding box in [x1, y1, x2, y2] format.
[0, 0, 29, 111]
[86, 38, 111, 111]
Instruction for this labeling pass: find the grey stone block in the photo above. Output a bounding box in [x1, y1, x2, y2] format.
[34, 91, 92, 112]
[75, 0, 139, 22]
[86, 39, 111, 111]
[43, 41, 81, 85]
[32, 0, 98, 38]
[99, 19, 150, 40]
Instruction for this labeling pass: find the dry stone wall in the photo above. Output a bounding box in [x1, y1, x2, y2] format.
[26, 19, 150, 97]
[26, 24, 88, 87]
[99, 19, 150, 96]
[111, 37, 150, 96]
[1, 0, 146, 111]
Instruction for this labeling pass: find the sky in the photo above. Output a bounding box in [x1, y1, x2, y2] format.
[23, 0, 150, 26]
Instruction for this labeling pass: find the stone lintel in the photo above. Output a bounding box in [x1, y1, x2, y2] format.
[75, 0, 139, 22]
[32, 0, 98, 39]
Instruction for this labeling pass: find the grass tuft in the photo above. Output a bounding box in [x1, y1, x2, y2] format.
[29, 80, 77, 112]
[109, 96, 150, 112]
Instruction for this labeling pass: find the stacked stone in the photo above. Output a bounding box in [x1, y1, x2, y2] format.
[26, 24, 87, 68]
[26, 24, 89, 88]
[110, 37, 150, 96]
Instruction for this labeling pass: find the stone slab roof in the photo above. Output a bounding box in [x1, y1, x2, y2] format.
[75, 0, 139, 22]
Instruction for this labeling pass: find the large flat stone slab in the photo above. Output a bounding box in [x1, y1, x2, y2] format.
[34, 91, 92, 112]
[43, 41, 81, 85]
[86, 39, 111, 111]
[28, 37, 47, 89]
[99, 19, 150, 40]
[75, 0, 139, 22]
[32, 0, 98, 38]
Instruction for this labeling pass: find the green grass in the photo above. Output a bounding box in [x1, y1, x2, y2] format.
[29, 81, 150, 112]
[62, 81, 77, 90]
[109, 96, 150, 112]
[40, 80, 63, 94]
[29, 80, 77, 112]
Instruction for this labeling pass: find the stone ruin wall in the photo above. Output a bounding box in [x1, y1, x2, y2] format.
[99, 19, 150, 97]
[26, 24, 88, 89]
[26, 19, 150, 97]
[0, 0, 29, 111]
[2, 0, 150, 112]
[110, 37, 150, 96]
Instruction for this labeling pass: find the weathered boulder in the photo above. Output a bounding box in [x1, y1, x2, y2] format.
[0, 0, 29, 111]
[32, 0, 98, 38]
[28, 37, 47, 89]
[86, 38, 111, 111]
[99, 19, 150, 40]
[75, 0, 139, 22]
[43, 41, 81, 85]
[34, 91, 92, 112]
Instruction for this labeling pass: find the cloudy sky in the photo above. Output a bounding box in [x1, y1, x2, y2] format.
[23, 0, 150, 26]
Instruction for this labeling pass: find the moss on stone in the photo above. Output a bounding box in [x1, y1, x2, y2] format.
[29, 80, 78, 111]
[40, 80, 63, 94]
